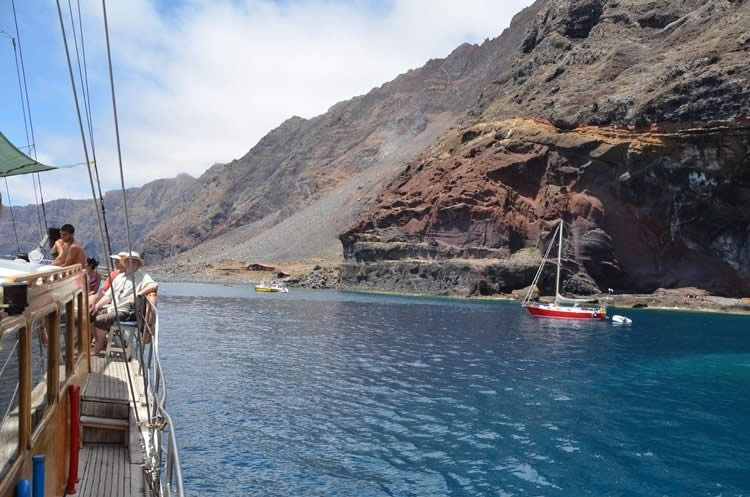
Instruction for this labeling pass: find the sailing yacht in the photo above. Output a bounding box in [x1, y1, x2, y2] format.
[1, 135, 186, 497]
[1, 3, 186, 496]
[522, 219, 607, 320]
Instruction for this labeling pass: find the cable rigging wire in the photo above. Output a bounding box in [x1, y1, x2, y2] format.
[71, 0, 109, 212]
[76, 0, 98, 166]
[55, 0, 143, 425]
[1, 28, 45, 242]
[55, 0, 110, 269]
[3, 178, 21, 253]
[10, 0, 49, 236]
[60, 0, 115, 261]
[30, 174, 44, 239]
[101, 0, 152, 425]
[36, 173, 48, 234]
[59, 0, 116, 264]
[101, 0, 136, 268]
[68, 0, 96, 165]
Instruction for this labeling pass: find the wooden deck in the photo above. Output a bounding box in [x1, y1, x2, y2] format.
[72, 355, 149, 496]
[86, 356, 141, 402]
[73, 444, 146, 497]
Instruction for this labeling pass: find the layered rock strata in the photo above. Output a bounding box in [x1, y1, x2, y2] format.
[141, 0, 548, 261]
[340, 0, 750, 297]
[341, 119, 750, 296]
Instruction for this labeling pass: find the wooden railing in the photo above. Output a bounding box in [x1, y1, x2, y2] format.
[4, 265, 83, 289]
[0, 265, 89, 497]
[2, 264, 187, 497]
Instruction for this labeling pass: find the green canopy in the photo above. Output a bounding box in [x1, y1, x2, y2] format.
[0, 130, 57, 177]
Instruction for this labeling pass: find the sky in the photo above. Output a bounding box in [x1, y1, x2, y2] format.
[0, 0, 533, 205]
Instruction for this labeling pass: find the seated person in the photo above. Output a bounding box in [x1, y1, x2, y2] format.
[48, 227, 61, 258]
[89, 252, 157, 355]
[89, 252, 125, 307]
[52, 224, 87, 267]
[86, 257, 102, 293]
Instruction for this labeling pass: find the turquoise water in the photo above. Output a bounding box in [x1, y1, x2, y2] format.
[159, 283, 750, 496]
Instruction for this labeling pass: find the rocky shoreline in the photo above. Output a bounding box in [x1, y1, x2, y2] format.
[151, 265, 750, 316]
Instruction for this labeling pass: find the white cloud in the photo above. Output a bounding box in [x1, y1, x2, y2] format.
[8, 0, 534, 202]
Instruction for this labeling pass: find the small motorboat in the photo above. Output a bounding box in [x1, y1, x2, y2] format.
[254, 280, 289, 293]
[611, 315, 633, 325]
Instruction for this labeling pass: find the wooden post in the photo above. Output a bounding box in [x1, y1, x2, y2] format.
[77, 292, 90, 374]
[65, 300, 75, 375]
[20, 322, 31, 450]
[47, 310, 60, 405]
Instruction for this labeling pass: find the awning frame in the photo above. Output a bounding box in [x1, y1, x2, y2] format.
[0, 130, 57, 177]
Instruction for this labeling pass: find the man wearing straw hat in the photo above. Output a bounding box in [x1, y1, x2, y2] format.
[89, 251, 127, 307]
[89, 251, 157, 355]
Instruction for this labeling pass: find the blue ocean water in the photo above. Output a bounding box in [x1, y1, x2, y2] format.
[159, 283, 750, 496]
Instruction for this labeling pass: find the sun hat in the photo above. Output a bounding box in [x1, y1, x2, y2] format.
[121, 251, 144, 265]
[110, 251, 130, 261]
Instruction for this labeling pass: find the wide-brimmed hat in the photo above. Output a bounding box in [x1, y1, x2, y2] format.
[121, 251, 144, 266]
[110, 251, 129, 261]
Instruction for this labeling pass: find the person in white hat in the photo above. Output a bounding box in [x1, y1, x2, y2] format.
[88, 252, 126, 307]
[89, 251, 157, 355]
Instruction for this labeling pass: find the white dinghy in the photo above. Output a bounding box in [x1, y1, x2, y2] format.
[611, 315, 633, 325]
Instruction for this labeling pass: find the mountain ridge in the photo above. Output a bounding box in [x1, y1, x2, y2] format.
[2, 1, 547, 263]
[340, 0, 750, 297]
[5, 0, 748, 300]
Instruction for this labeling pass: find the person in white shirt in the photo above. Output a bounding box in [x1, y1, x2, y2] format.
[89, 251, 157, 355]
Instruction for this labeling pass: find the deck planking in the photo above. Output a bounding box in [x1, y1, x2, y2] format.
[73, 444, 145, 497]
[73, 355, 148, 496]
[85, 356, 142, 403]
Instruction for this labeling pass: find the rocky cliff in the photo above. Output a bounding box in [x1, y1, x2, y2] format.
[141, 0, 548, 262]
[0, 174, 196, 260]
[341, 118, 750, 296]
[477, 0, 750, 127]
[341, 0, 750, 297]
[4, 0, 748, 299]
[3, 2, 546, 266]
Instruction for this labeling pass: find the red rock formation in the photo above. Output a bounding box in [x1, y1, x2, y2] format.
[341, 119, 750, 296]
[340, 0, 750, 297]
[139, 0, 549, 261]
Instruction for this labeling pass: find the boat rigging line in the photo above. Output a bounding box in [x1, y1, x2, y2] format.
[1, 27, 46, 242]
[99, 3, 186, 489]
[55, 0, 144, 426]
[101, 0, 155, 427]
[101, 0, 137, 273]
[522, 221, 561, 306]
[10, 0, 49, 237]
[67, 0, 108, 208]
[3, 178, 21, 253]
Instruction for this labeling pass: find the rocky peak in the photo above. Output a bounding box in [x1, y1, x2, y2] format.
[341, 0, 750, 297]
[474, 0, 750, 127]
[141, 0, 550, 261]
[0, 174, 198, 260]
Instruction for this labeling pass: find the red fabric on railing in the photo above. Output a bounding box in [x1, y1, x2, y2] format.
[66, 384, 81, 493]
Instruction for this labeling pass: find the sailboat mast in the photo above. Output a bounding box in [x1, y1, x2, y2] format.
[555, 219, 563, 304]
